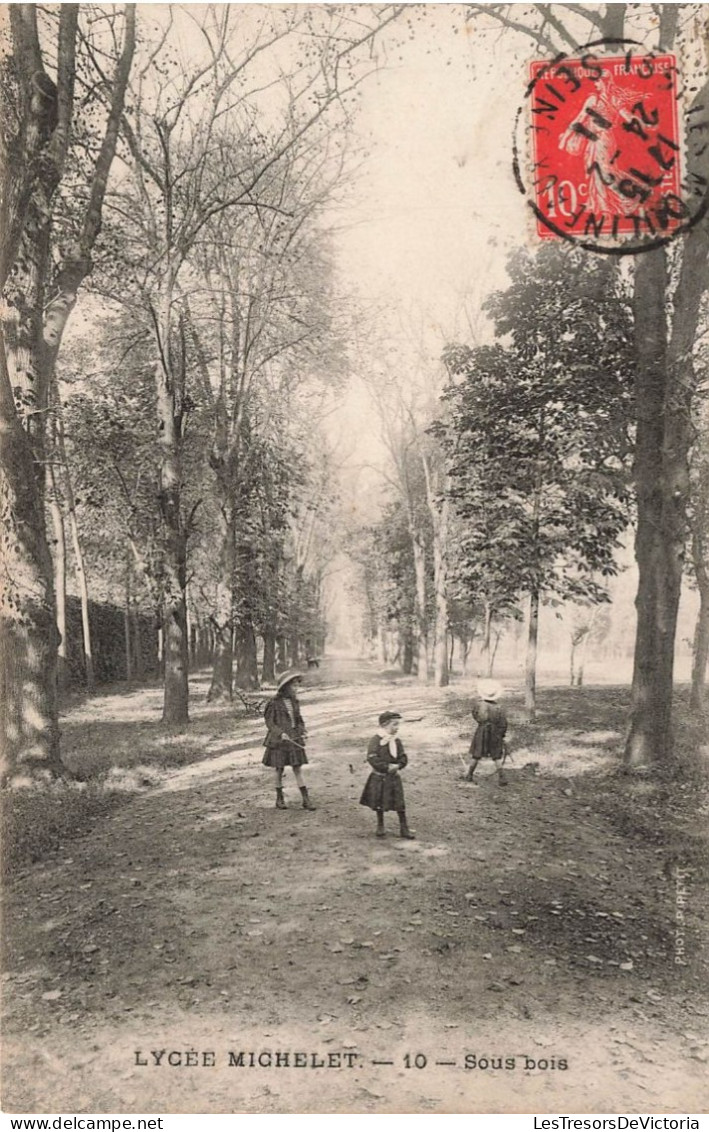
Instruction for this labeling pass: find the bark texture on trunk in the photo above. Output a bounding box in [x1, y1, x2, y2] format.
[0, 6, 133, 777]
[432, 495, 449, 687]
[0, 353, 62, 782]
[625, 251, 674, 764]
[156, 288, 189, 727]
[525, 588, 539, 721]
[623, 58, 709, 762]
[236, 621, 259, 689]
[124, 555, 133, 682]
[401, 628, 414, 675]
[131, 609, 144, 681]
[48, 452, 68, 694]
[690, 502, 709, 711]
[207, 503, 236, 702]
[158, 455, 189, 725]
[66, 461, 94, 690]
[412, 532, 429, 682]
[262, 630, 276, 684]
[576, 608, 598, 688]
[623, 227, 709, 764]
[690, 588, 709, 712]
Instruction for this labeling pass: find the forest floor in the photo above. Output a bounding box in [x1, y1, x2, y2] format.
[2, 657, 708, 1115]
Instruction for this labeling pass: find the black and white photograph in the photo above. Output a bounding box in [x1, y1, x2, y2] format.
[1, 0, 708, 1117]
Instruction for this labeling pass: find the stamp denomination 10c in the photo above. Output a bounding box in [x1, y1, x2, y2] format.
[516, 46, 706, 254]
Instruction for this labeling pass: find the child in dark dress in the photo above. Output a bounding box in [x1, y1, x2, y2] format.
[464, 678, 509, 786]
[360, 711, 415, 839]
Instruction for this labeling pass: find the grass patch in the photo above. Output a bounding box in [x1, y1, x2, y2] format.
[3, 689, 242, 874]
[2, 779, 139, 877]
[62, 724, 219, 780]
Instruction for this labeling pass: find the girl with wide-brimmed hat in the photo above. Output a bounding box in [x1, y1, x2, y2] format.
[464, 678, 509, 787]
[262, 669, 316, 811]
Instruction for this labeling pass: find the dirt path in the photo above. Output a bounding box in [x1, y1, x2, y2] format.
[2, 659, 708, 1114]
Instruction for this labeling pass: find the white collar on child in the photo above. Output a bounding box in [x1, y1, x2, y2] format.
[378, 729, 399, 757]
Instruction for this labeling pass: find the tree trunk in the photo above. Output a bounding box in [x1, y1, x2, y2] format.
[51, 401, 96, 691]
[124, 554, 133, 682]
[489, 627, 502, 676]
[432, 496, 450, 687]
[0, 5, 110, 782]
[161, 567, 188, 725]
[156, 283, 189, 727]
[209, 624, 234, 702]
[625, 251, 677, 765]
[0, 349, 62, 782]
[236, 621, 259, 689]
[401, 628, 414, 675]
[185, 596, 192, 673]
[65, 472, 94, 691]
[576, 608, 598, 688]
[412, 533, 429, 682]
[377, 621, 389, 665]
[1, 198, 63, 780]
[525, 587, 539, 721]
[690, 587, 709, 712]
[195, 624, 207, 666]
[624, 115, 709, 761]
[262, 630, 276, 684]
[131, 609, 144, 682]
[48, 454, 68, 695]
[481, 600, 493, 669]
[276, 635, 288, 672]
[208, 502, 236, 702]
[690, 500, 709, 712]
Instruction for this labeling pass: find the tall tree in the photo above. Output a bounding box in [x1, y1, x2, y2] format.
[466, 1, 709, 764]
[104, 4, 402, 724]
[689, 390, 709, 710]
[188, 135, 346, 700]
[0, 5, 134, 782]
[441, 245, 635, 717]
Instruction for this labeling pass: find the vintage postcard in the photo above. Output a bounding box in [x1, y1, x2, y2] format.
[1, 1, 708, 1117]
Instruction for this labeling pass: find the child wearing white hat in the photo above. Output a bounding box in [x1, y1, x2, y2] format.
[465, 679, 509, 786]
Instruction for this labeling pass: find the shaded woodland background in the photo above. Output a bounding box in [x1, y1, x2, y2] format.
[1, 3, 709, 788]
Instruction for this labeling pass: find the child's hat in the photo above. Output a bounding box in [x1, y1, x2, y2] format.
[477, 679, 504, 702]
[276, 668, 304, 691]
[379, 710, 402, 726]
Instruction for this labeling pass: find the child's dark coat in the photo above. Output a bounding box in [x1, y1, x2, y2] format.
[262, 694, 308, 768]
[360, 734, 407, 811]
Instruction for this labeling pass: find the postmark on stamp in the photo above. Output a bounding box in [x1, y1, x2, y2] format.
[514, 42, 708, 254]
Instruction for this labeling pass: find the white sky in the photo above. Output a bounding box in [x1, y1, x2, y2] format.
[325, 5, 531, 519]
[333, 5, 526, 336]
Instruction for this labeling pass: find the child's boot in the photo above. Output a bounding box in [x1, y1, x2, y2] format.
[497, 765, 508, 786]
[275, 787, 287, 809]
[398, 810, 415, 839]
[464, 759, 479, 785]
[300, 785, 317, 810]
[376, 810, 385, 838]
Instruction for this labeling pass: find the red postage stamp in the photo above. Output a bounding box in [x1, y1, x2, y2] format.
[527, 52, 683, 247]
